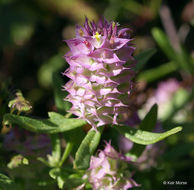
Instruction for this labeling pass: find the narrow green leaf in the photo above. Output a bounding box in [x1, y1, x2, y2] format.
[74, 127, 103, 170]
[152, 28, 177, 62]
[3, 113, 86, 134]
[52, 72, 71, 114]
[116, 125, 182, 145]
[152, 28, 192, 73]
[59, 142, 73, 167]
[134, 48, 156, 71]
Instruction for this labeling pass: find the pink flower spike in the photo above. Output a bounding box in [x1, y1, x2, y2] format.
[63, 17, 136, 128]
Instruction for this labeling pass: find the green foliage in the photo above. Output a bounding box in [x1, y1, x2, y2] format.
[126, 104, 158, 160]
[116, 104, 182, 145]
[52, 72, 71, 114]
[0, 173, 12, 185]
[3, 112, 86, 133]
[135, 48, 157, 71]
[47, 134, 61, 167]
[49, 167, 84, 189]
[74, 127, 103, 170]
[38, 55, 65, 88]
[116, 126, 182, 145]
[139, 104, 158, 131]
[163, 87, 194, 122]
[152, 27, 194, 74]
[137, 61, 177, 82]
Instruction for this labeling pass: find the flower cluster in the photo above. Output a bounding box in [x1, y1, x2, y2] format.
[87, 142, 138, 190]
[63, 17, 136, 128]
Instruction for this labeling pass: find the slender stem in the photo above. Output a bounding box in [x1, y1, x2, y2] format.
[64, 112, 72, 118]
[59, 142, 73, 167]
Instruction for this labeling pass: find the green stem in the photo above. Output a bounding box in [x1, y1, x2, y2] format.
[64, 112, 72, 118]
[59, 142, 73, 167]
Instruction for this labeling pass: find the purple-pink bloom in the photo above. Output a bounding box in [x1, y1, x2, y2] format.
[63, 17, 136, 128]
[87, 142, 139, 190]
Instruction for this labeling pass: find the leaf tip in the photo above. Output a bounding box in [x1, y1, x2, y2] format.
[174, 126, 182, 133]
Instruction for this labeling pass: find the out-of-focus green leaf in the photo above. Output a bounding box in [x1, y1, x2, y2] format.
[139, 104, 158, 131]
[134, 48, 157, 71]
[38, 55, 65, 88]
[149, 0, 162, 16]
[74, 127, 103, 170]
[52, 72, 71, 114]
[47, 134, 61, 167]
[123, 0, 143, 15]
[0, 173, 13, 185]
[152, 28, 178, 62]
[49, 168, 83, 189]
[116, 125, 182, 145]
[152, 28, 193, 73]
[137, 61, 177, 82]
[11, 23, 34, 46]
[3, 112, 86, 134]
[164, 88, 194, 121]
[49, 168, 67, 189]
[0, 4, 36, 47]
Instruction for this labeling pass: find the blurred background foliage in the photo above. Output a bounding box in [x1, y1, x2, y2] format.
[0, 0, 194, 189]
